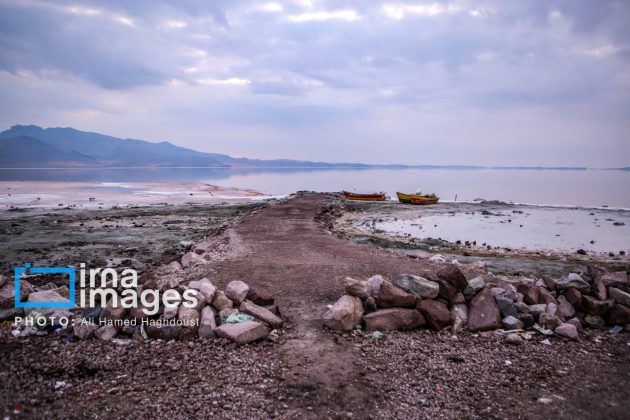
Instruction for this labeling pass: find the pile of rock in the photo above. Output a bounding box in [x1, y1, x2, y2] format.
[1, 269, 282, 345]
[323, 263, 630, 343]
[75, 277, 282, 344]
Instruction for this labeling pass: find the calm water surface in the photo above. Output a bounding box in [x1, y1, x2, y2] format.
[1, 167, 628, 208]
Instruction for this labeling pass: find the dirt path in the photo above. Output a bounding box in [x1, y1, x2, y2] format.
[204, 193, 443, 417]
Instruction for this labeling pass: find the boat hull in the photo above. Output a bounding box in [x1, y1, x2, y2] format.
[397, 192, 439, 205]
[342, 191, 387, 201]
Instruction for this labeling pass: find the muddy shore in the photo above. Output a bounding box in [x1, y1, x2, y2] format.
[1, 193, 629, 419]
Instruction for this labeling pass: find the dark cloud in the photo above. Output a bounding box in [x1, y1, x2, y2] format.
[0, 0, 628, 165]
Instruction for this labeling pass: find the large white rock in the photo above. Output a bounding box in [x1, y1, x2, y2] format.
[323, 295, 363, 331]
[393, 274, 439, 299]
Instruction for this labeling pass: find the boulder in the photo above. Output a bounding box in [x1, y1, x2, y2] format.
[363, 308, 425, 331]
[514, 301, 530, 313]
[436, 265, 468, 290]
[215, 320, 269, 344]
[367, 275, 384, 297]
[468, 287, 502, 331]
[528, 304, 547, 320]
[181, 251, 207, 268]
[592, 276, 607, 301]
[198, 306, 217, 339]
[26, 290, 70, 316]
[556, 273, 591, 294]
[566, 317, 582, 331]
[212, 291, 234, 311]
[451, 304, 468, 332]
[538, 288, 557, 305]
[416, 300, 451, 331]
[246, 285, 274, 306]
[178, 307, 200, 327]
[94, 326, 117, 341]
[343, 277, 371, 300]
[554, 323, 579, 340]
[186, 289, 207, 311]
[163, 304, 179, 320]
[608, 288, 630, 307]
[607, 304, 630, 325]
[581, 296, 614, 316]
[600, 271, 629, 288]
[437, 279, 459, 305]
[516, 313, 535, 329]
[542, 275, 557, 290]
[323, 295, 364, 331]
[224, 280, 250, 304]
[146, 324, 182, 340]
[539, 313, 562, 330]
[378, 281, 416, 308]
[517, 283, 539, 305]
[502, 315, 524, 330]
[73, 319, 98, 340]
[463, 276, 485, 296]
[363, 297, 378, 313]
[240, 301, 283, 329]
[546, 302, 558, 317]
[393, 274, 439, 299]
[1, 280, 33, 309]
[101, 298, 127, 320]
[495, 295, 518, 318]
[557, 295, 576, 319]
[563, 288, 582, 309]
[583, 314, 606, 329]
[190, 278, 217, 304]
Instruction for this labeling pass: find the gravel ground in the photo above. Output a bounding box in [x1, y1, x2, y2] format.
[1, 193, 629, 419]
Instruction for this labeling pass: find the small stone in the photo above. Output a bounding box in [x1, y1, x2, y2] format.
[554, 323, 579, 340]
[73, 319, 99, 340]
[539, 313, 562, 330]
[563, 288, 582, 309]
[583, 314, 606, 329]
[557, 295, 576, 319]
[516, 313, 535, 329]
[600, 271, 629, 288]
[451, 304, 468, 332]
[178, 307, 200, 327]
[94, 325, 117, 341]
[506, 333, 523, 345]
[181, 251, 207, 268]
[463, 276, 485, 296]
[528, 304, 547, 320]
[517, 283, 539, 305]
[502, 315, 524, 330]
[607, 304, 630, 325]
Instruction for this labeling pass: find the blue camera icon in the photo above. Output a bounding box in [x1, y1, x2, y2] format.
[14, 263, 76, 309]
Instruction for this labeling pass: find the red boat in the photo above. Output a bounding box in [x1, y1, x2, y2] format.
[342, 191, 387, 201]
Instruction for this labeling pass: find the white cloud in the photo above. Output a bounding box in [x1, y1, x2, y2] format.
[288, 9, 360, 22]
[197, 77, 251, 86]
[259, 2, 283, 12]
[573, 44, 621, 58]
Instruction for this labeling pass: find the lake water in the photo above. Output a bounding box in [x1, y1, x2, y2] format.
[1, 167, 629, 208]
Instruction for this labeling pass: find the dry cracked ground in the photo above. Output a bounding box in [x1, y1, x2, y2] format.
[1, 193, 629, 419]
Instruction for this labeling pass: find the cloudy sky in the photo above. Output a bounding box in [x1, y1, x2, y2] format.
[0, 0, 629, 166]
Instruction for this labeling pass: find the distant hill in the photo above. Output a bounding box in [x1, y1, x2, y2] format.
[0, 135, 99, 167]
[0, 125, 372, 169]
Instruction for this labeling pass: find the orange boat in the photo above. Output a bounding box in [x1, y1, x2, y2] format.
[342, 191, 387, 201]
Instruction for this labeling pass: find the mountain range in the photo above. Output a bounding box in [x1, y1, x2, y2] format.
[0, 125, 374, 169]
[0, 125, 603, 170]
